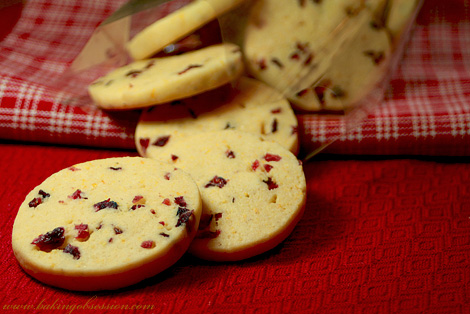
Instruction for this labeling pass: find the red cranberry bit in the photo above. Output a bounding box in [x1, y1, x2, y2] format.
[264, 164, 274, 173]
[93, 198, 118, 212]
[171, 154, 179, 161]
[109, 166, 122, 171]
[290, 52, 301, 60]
[68, 166, 80, 171]
[141, 240, 155, 249]
[263, 177, 279, 190]
[63, 244, 81, 260]
[296, 88, 309, 98]
[145, 60, 156, 69]
[164, 172, 171, 180]
[159, 221, 165, 226]
[150, 209, 156, 215]
[31, 227, 65, 252]
[132, 195, 144, 204]
[271, 108, 282, 114]
[174, 196, 187, 208]
[153, 135, 170, 147]
[214, 213, 223, 221]
[198, 214, 213, 230]
[140, 138, 150, 154]
[176, 208, 194, 227]
[162, 198, 171, 206]
[252, 160, 260, 171]
[69, 189, 87, 200]
[114, 227, 123, 235]
[226, 150, 236, 159]
[75, 224, 90, 241]
[264, 153, 282, 162]
[196, 229, 221, 239]
[28, 197, 42, 208]
[108, 238, 113, 243]
[257, 58, 267, 70]
[130, 204, 145, 210]
[178, 64, 203, 75]
[160, 232, 170, 238]
[304, 53, 314, 66]
[38, 190, 50, 198]
[205, 176, 228, 188]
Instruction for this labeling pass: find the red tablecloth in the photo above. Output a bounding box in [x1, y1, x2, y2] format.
[0, 0, 469, 156]
[1, 142, 469, 313]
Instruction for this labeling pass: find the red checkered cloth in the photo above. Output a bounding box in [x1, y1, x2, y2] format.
[0, 0, 469, 155]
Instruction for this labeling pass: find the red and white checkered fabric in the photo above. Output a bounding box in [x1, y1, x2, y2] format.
[0, 0, 469, 155]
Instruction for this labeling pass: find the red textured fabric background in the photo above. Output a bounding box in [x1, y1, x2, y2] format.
[1, 1, 470, 314]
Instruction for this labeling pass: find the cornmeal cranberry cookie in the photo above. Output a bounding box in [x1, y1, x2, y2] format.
[88, 43, 243, 109]
[12, 157, 202, 291]
[144, 130, 306, 261]
[127, 0, 247, 60]
[243, 0, 391, 111]
[136, 77, 299, 156]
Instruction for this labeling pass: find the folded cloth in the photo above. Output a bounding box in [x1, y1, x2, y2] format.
[0, 0, 469, 155]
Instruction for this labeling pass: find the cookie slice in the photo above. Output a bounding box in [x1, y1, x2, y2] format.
[88, 43, 244, 109]
[145, 130, 306, 261]
[292, 9, 392, 111]
[12, 157, 202, 291]
[127, 0, 247, 60]
[243, 0, 390, 111]
[135, 77, 299, 156]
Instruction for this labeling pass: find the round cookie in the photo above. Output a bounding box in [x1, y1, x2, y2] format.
[88, 43, 244, 109]
[135, 77, 299, 156]
[127, 0, 247, 60]
[12, 157, 202, 291]
[144, 130, 307, 261]
[243, 0, 391, 111]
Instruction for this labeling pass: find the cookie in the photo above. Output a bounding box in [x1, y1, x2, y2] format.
[135, 77, 299, 156]
[291, 9, 392, 111]
[12, 157, 202, 291]
[144, 130, 306, 261]
[127, 0, 247, 60]
[243, 0, 390, 111]
[88, 43, 244, 109]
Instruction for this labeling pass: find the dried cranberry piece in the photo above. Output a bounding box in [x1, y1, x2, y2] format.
[304, 53, 314, 66]
[38, 190, 50, 198]
[271, 58, 284, 68]
[164, 172, 171, 180]
[130, 204, 145, 210]
[63, 244, 81, 260]
[125, 69, 142, 78]
[263, 177, 279, 190]
[153, 135, 170, 147]
[140, 138, 150, 154]
[226, 150, 236, 159]
[162, 198, 171, 206]
[196, 229, 221, 239]
[264, 153, 282, 162]
[132, 195, 144, 204]
[141, 240, 155, 249]
[174, 196, 187, 208]
[178, 64, 203, 75]
[252, 160, 260, 171]
[159, 221, 165, 226]
[109, 167, 122, 171]
[171, 154, 179, 161]
[75, 224, 90, 241]
[264, 164, 274, 173]
[93, 198, 118, 212]
[257, 58, 267, 70]
[160, 232, 170, 238]
[205, 176, 228, 188]
[69, 189, 87, 200]
[296, 88, 309, 97]
[176, 208, 194, 227]
[67, 166, 80, 171]
[114, 227, 123, 235]
[31, 227, 65, 252]
[28, 197, 42, 208]
[198, 214, 213, 230]
[271, 108, 282, 114]
[214, 213, 223, 221]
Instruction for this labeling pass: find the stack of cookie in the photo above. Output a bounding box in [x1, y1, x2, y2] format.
[11, 0, 420, 291]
